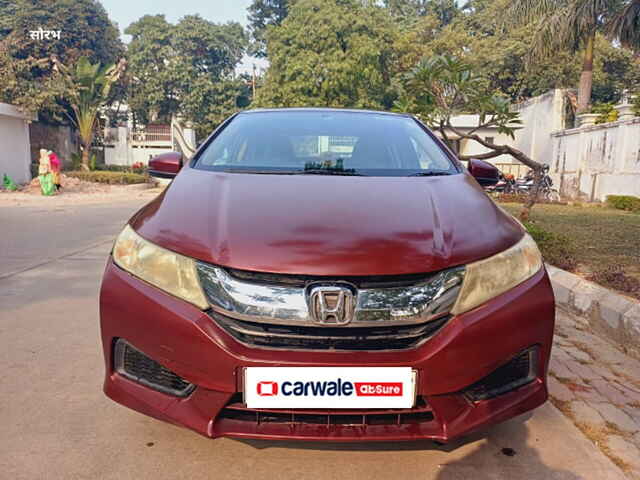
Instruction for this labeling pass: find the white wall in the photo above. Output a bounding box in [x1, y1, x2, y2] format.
[104, 126, 173, 165]
[512, 89, 566, 166]
[458, 128, 513, 162]
[434, 90, 640, 199]
[440, 90, 567, 177]
[551, 118, 640, 201]
[105, 146, 172, 166]
[0, 103, 34, 184]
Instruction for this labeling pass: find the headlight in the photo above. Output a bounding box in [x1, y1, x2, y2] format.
[451, 234, 543, 315]
[112, 225, 208, 310]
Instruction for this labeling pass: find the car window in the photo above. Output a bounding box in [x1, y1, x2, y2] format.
[409, 137, 453, 171]
[288, 135, 359, 158]
[195, 111, 457, 176]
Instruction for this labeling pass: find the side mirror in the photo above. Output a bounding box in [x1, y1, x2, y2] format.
[468, 158, 500, 187]
[149, 152, 183, 179]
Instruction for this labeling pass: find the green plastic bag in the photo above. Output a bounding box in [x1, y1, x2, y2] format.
[3, 174, 17, 191]
[39, 173, 55, 196]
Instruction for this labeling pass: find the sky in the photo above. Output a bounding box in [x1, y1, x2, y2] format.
[100, 0, 266, 75]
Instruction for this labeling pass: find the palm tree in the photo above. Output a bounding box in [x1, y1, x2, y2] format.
[53, 56, 126, 171]
[511, 0, 640, 113]
[609, 0, 640, 49]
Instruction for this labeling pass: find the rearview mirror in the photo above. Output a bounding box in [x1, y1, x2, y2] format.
[149, 152, 183, 179]
[467, 158, 500, 187]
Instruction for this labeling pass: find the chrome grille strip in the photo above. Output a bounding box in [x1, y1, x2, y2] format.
[216, 314, 448, 341]
[211, 312, 450, 351]
[197, 263, 465, 327]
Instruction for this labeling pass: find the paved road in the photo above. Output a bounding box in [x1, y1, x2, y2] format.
[0, 198, 626, 480]
[0, 199, 147, 278]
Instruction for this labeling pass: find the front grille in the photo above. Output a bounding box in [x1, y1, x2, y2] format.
[211, 312, 450, 351]
[113, 339, 195, 397]
[464, 347, 538, 401]
[226, 268, 436, 289]
[217, 393, 434, 426]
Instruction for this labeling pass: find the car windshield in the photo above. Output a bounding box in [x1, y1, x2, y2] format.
[194, 111, 458, 176]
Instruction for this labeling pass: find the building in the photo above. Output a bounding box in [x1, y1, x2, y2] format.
[0, 103, 35, 185]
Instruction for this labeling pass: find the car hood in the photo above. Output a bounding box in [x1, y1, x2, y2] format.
[131, 167, 524, 276]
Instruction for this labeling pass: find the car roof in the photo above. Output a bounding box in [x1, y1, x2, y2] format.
[240, 107, 412, 118]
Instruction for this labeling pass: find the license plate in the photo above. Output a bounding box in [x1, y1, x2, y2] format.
[244, 367, 416, 409]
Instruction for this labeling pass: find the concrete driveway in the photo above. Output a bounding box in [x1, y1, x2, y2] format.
[0, 196, 626, 480]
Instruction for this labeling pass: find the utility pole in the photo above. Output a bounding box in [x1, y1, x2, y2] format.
[252, 63, 257, 98]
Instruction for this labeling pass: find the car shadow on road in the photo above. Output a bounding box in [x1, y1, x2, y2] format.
[236, 412, 584, 479]
[431, 416, 584, 480]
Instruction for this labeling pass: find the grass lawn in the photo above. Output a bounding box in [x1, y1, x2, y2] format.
[499, 202, 640, 298]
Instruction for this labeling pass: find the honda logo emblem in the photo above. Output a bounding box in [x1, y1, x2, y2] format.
[308, 285, 355, 325]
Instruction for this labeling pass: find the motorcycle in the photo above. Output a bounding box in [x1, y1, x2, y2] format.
[486, 172, 516, 194]
[515, 166, 560, 202]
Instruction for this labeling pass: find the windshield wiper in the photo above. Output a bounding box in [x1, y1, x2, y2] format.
[217, 168, 366, 176]
[220, 169, 297, 175]
[408, 171, 452, 177]
[297, 169, 367, 176]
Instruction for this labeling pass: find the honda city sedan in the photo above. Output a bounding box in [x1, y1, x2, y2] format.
[100, 108, 555, 442]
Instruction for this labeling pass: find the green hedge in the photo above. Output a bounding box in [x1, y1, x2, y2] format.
[65, 171, 148, 185]
[94, 164, 147, 174]
[590, 102, 618, 124]
[606, 195, 640, 213]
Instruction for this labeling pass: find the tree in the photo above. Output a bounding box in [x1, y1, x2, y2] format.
[511, 0, 640, 113]
[388, 0, 635, 104]
[125, 15, 248, 137]
[256, 0, 398, 110]
[428, 0, 459, 24]
[53, 56, 126, 170]
[173, 16, 249, 138]
[396, 55, 544, 220]
[384, 0, 459, 26]
[247, 0, 294, 57]
[0, 0, 124, 117]
[591, 34, 640, 103]
[125, 15, 178, 125]
[609, 0, 640, 49]
[423, 0, 581, 102]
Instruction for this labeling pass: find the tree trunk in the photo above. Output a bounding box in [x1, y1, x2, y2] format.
[519, 169, 543, 222]
[81, 147, 90, 171]
[577, 32, 595, 114]
[438, 125, 453, 151]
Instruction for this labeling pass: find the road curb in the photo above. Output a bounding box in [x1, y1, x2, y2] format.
[121, 182, 155, 190]
[547, 265, 640, 360]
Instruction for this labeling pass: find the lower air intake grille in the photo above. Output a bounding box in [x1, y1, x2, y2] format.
[113, 339, 194, 397]
[211, 312, 450, 351]
[464, 347, 538, 401]
[217, 394, 434, 426]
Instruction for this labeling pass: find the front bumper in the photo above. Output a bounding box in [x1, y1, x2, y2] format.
[99, 259, 555, 442]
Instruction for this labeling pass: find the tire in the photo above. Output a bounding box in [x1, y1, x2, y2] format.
[548, 189, 560, 202]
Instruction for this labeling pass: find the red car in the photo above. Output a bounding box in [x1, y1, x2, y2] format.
[100, 108, 554, 442]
